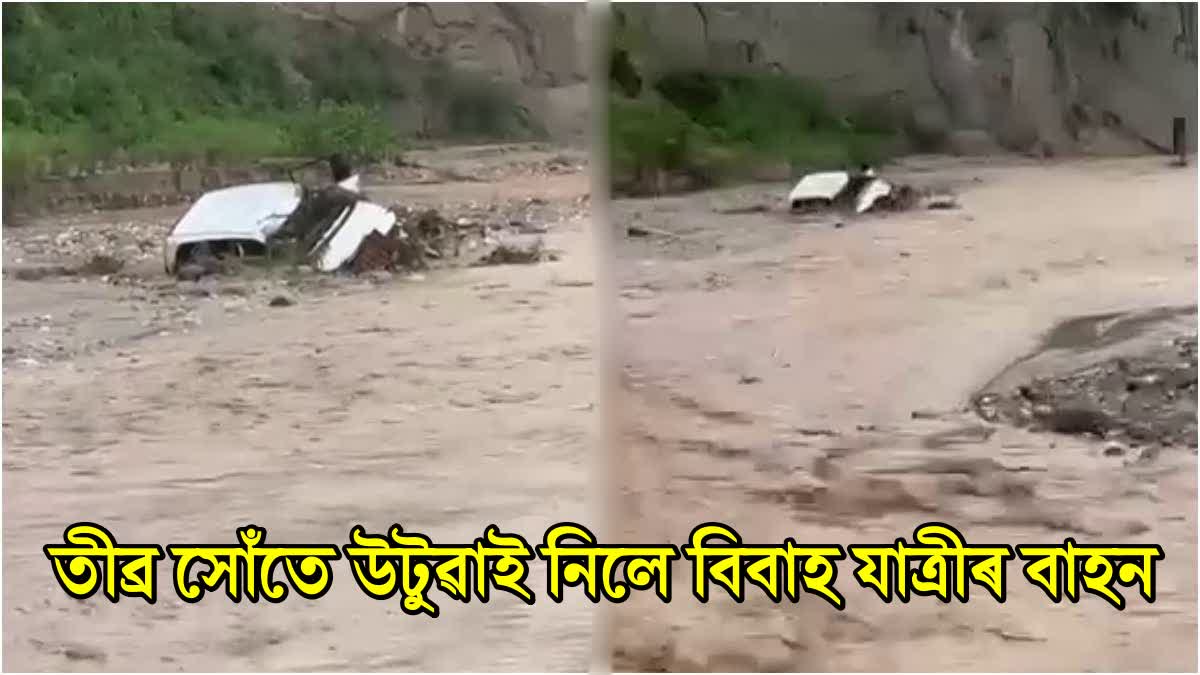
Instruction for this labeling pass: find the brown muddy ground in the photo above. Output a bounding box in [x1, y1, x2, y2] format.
[2, 146, 600, 671]
[609, 156, 1197, 672]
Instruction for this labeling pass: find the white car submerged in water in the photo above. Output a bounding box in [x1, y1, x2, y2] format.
[163, 181, 302, 275]
[163, 170, 395, 276]
[787, 165, 896, 215]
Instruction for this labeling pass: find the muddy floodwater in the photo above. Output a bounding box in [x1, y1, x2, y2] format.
[3, 146, 599, 672]
[1, 152, 1196, 672]
[610, 156, 1196, 672]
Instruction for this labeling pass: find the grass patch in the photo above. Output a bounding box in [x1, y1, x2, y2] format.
[1, 3, 531, 193]
[610, 68, 899, 193]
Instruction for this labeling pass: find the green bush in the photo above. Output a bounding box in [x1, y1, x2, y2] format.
[284, 101, 400, 163]
[139, 117, 292, 166]
[654, 71, 837, 136]
[610, 95, 708, 176]
[2, 125, 108, 180]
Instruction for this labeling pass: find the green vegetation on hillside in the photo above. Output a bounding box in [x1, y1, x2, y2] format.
[607, 10, 900, 193]
[610, 68, 899, 193]
[2, 3, 531, 186]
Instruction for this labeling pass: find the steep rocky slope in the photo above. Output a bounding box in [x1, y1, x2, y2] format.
[281, 2, 590, 141]
[616, 3, 1197, 156]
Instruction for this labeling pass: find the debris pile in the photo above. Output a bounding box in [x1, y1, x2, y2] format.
[329, 207, 452, 275]
[5, 219, 161, 278]
[397, 207, 461, 263]
[350, 231, 409, 274]
[388, 207, 557, 268]
[162, 172, 562, 281]
[478, 155, 582, 180]
[974, 333, 1197, 448]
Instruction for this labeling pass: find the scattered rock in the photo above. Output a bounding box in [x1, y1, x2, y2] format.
[983, 274, 1011, 290]
[1103, 441, 1127, 456]
[924, 195, 960, 210]
[61, 643, 107, 663]
[627, 225, 655, 238]
[474, 234, 547, 266]
[76, 254, 124, 276]
[738, 375, 762, 385]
